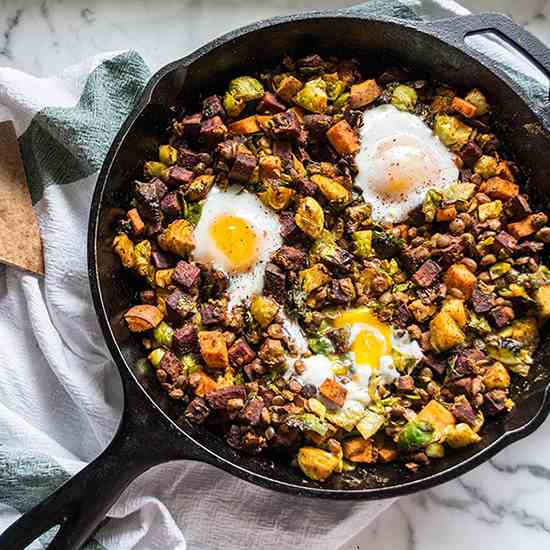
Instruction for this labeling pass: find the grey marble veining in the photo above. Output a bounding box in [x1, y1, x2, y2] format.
[1, 1, 550, 549]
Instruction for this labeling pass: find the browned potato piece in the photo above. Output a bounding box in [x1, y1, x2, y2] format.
[430, 311, 465, 351]
[417, 400, 456, 436]
[480, 177, 519, 201]
[350, 79, 381, 108]
[124, 305, 163, 332]
[326, 120, 359, 155]
[259, 155, 282, 179]
[275, 75, 303, 102]
[297, 447, 339, 481]
[483, 363, 511, 390]
[342, 437, 377, 463]
[199, 330, 229, 369]
[442, 297, 467, 328]
[507, 214, 540, 240]
[228, 115, 260, 134]
[319, 377, 347, 407]
[444, 263, 477, 299]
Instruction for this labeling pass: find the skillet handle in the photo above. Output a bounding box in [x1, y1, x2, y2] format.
[0, 394, 188, 549]
[421, 13, 550, 127]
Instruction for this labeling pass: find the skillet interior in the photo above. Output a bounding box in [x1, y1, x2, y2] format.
[92, 14, 550, 495]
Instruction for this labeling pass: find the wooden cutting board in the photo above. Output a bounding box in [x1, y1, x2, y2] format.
[0, 120, 44, 275]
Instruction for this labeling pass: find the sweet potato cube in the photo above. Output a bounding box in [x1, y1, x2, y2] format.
[444, 263, 477, 299]
[127, 208, 145, 235]
[417, 399, 456, 436]
[507, 214, 539, 240]
[480, 177, 519, 201]
[319, 377, 347, 407]
[326, 120, 360, 155]
[435, 205, 457, 222]
[350, 79, 381, 108]
[124, 305, 163, 332]
[228, 115, 260, 135]
[429, 311, 465, 352]
[451, 97, 477, 118]
[256, 115, 273, 130]
[378, 444, 398, 463]
[194, 371, 218, 397]
[198, 330, 229, 369]
[342, 437, 377, 463]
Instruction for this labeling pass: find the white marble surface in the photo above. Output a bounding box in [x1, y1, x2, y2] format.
[2, 1, 550, 549]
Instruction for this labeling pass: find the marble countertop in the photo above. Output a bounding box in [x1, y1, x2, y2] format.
[2, 1, 549, 549]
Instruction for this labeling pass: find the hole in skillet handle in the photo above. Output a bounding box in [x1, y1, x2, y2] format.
[420, 12, 550, 130]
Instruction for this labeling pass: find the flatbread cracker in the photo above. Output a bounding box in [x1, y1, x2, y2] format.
[0, 120, 44, 275]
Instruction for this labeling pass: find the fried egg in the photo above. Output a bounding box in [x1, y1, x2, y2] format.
[192, 187, 282, 308]
[299, 307, 422, 408]
[356, 104, 459, 222]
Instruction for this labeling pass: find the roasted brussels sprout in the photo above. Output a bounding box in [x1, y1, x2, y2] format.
[158, 219, 195, 257]
[223, 92, 245, 117]
[144, 161, 168, 179]
[474, 155, 499, 178]
[295, 197, 325, 239]
[391, 84, 417, 111]
[352, 230, 373, 258]
[464, 88, 488, 116]
[250, 295, 279, 328]
[148, 347, 166, 368]
[398, 420, 434, 451]
[294, 78, 328, 113]
[159, 144, 178, 166]
[134, 240, 155, 281]
[310, 174, 350, 204]
[478, 200, 502, 221]
[154, 321, 174, 349]
[434, 115, 472, 149]
[228, 76, 264, 102]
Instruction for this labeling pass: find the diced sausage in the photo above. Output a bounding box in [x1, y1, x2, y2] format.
[272, 246, 307, 271]
[240, 398, 264, 425]
[257, 92, 286, 114]
[228, 338, 256, 367]
[263, 262, 286, 302]
[413, 260, 442, 288]
[172, 324, 198, 355]
[206, 386, 246, 409]
[229, 152, 257, 182]
[172, 260, 201, 291]
[185, 397, 210, 424]
[270, 110, 301, 140]
[202, 95, 225, 119]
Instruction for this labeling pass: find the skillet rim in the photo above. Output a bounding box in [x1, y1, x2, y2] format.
[88, 10, 550, 499]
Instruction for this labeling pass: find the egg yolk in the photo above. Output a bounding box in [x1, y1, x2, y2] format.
[209, 214, 258, 272]
[333, 307, 392, 367]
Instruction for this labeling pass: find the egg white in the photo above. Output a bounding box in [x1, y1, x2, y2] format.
[192, 187, 282, 308]
[356, 104, 459, 222]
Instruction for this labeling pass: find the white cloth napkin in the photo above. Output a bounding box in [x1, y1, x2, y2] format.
[0, 0, 546, 548]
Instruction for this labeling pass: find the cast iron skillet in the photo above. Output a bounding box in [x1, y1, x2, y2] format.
[2, 6, 550, 549]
